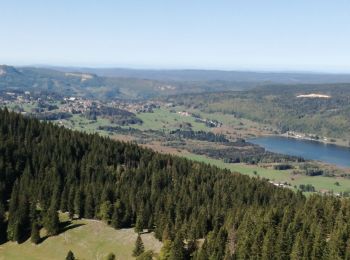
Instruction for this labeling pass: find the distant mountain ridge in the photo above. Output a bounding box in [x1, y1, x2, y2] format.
[47, 66, 350, 84]
[3, 64, 350, 100]
[0, 65, 258, 99]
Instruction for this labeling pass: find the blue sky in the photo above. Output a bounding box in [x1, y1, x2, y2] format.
[1, 0, 350, 72]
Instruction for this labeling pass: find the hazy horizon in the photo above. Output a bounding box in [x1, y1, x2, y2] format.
[2, 63, 350, 75]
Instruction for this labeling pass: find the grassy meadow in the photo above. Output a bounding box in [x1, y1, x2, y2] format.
[184, 153, 350, 194]
[0, 214, 162, 260]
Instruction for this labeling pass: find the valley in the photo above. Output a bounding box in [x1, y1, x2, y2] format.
[2, 66, 350, 259]
[4, 2, 350, 259]
[1, 77, 350, 196]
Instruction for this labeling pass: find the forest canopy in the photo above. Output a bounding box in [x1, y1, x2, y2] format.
[0, 108, 350, 259]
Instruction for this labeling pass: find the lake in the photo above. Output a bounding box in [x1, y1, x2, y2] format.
[249, 136, 350, 168]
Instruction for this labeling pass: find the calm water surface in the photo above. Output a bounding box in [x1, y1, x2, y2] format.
[249, 136, 350, 168]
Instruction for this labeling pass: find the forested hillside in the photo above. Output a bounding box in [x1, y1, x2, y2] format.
[168, 84, 350, 140]
[0, 65, 255, 100]
[1, 108, 350, 259]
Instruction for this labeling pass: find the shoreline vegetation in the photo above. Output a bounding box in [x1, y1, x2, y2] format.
[278, 131, 350, 148]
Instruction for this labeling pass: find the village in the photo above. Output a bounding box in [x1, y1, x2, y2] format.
[0, 89, 162, 117]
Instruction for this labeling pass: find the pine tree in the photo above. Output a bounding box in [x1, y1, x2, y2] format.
[74, 189, 83, 219]
[136, 250, 153, 260]
[0, 202, 6, 242]
[98, 200, 112, 223]
[111, 201, 122, 229]
[133, 234, 145, 257]
[169, 233, 185, 260]
[60, 186, 69, 212]
[261, 228, 275, 260]
[311, 226, 325, 259]
[106, 253, 116, 260]
[30, 221, 41, 244]
[67, 187, 75, 219]
[84, 191, 94, 219]
[134, 214, 144, 233]
[290, 233, 303, 260]
[159, 239, 172, 260]
[44, 206, 60, 236]
[66, 250, 75, 260]
[7, 180, 20, 241]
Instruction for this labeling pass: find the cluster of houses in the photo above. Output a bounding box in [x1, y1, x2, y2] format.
[61, 97, 93, 114]
[108, 100, 161, 113]
[0, 91, 33, 103]
[285, 131, 328, 142]
[0, 90, 165, 118]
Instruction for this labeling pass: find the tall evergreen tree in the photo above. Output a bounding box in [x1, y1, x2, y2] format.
[66, 250, 75, 260]
[133, 234, 145, 257]
[0, 202, 6, 242]
[106, 253, 116, 260]
[169, 233, 185, 260]
[7, 180, 20, 241]
[159, 240, 172, 260]
[74, 189, 83, 219]
[30, 222, 40, 244]
[44, 206, 60, 236]
[134, 214, 144, 233]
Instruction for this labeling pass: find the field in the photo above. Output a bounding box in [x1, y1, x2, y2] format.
[0, 214, 162, 260]
[183, 153, 350, 194]
[64, 107, 350, 195]
[134, 108, 211, 132]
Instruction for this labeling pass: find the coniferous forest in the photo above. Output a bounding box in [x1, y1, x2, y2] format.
[1, 108, 350, 259]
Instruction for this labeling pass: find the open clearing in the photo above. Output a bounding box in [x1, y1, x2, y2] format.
[183, 153, 350, 194]
[0, 214, 162, 260]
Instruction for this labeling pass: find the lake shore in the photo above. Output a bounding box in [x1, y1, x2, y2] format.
[249, 135, 350, 168]
[253, 130, 350, 149]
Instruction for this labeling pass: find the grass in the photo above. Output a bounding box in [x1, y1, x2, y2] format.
[0, 213, 162, 260]
[60, 115, 114, 136]
[134, 108, 211, 132]
[183, 153, 350, 194]
[1, 102, 37, 113]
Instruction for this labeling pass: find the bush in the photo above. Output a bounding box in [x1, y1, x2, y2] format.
[136, 250, 153, 260]
[273, 164, 293, 170]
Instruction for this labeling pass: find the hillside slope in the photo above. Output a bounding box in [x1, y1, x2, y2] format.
[0, 214, 161, 260]
[0, 109, 350, 259]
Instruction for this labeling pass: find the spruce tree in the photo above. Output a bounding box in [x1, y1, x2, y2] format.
[67, 187, 75, 219]
[290, 233, 303, 260]
[134, 214, 144, 233]
[98, 200, 112, 223]
[0, 202, 6, 242]
[7, 181, 20, 241]
[30, 222, 41, 244]
[261, 229, 275, 260]
[133, 234, 145, 257]
[136, 250, 153, 260]
[169, 233, 185, 260]
[74, 190, 83, 219]
[159, 240, 172, 260]
[66, 250, 75, 260]
[44, 206, 60, 236]
[84, 191, 94, 218]
[106, 253, 116, 260]
[111, 201, 122, 229]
